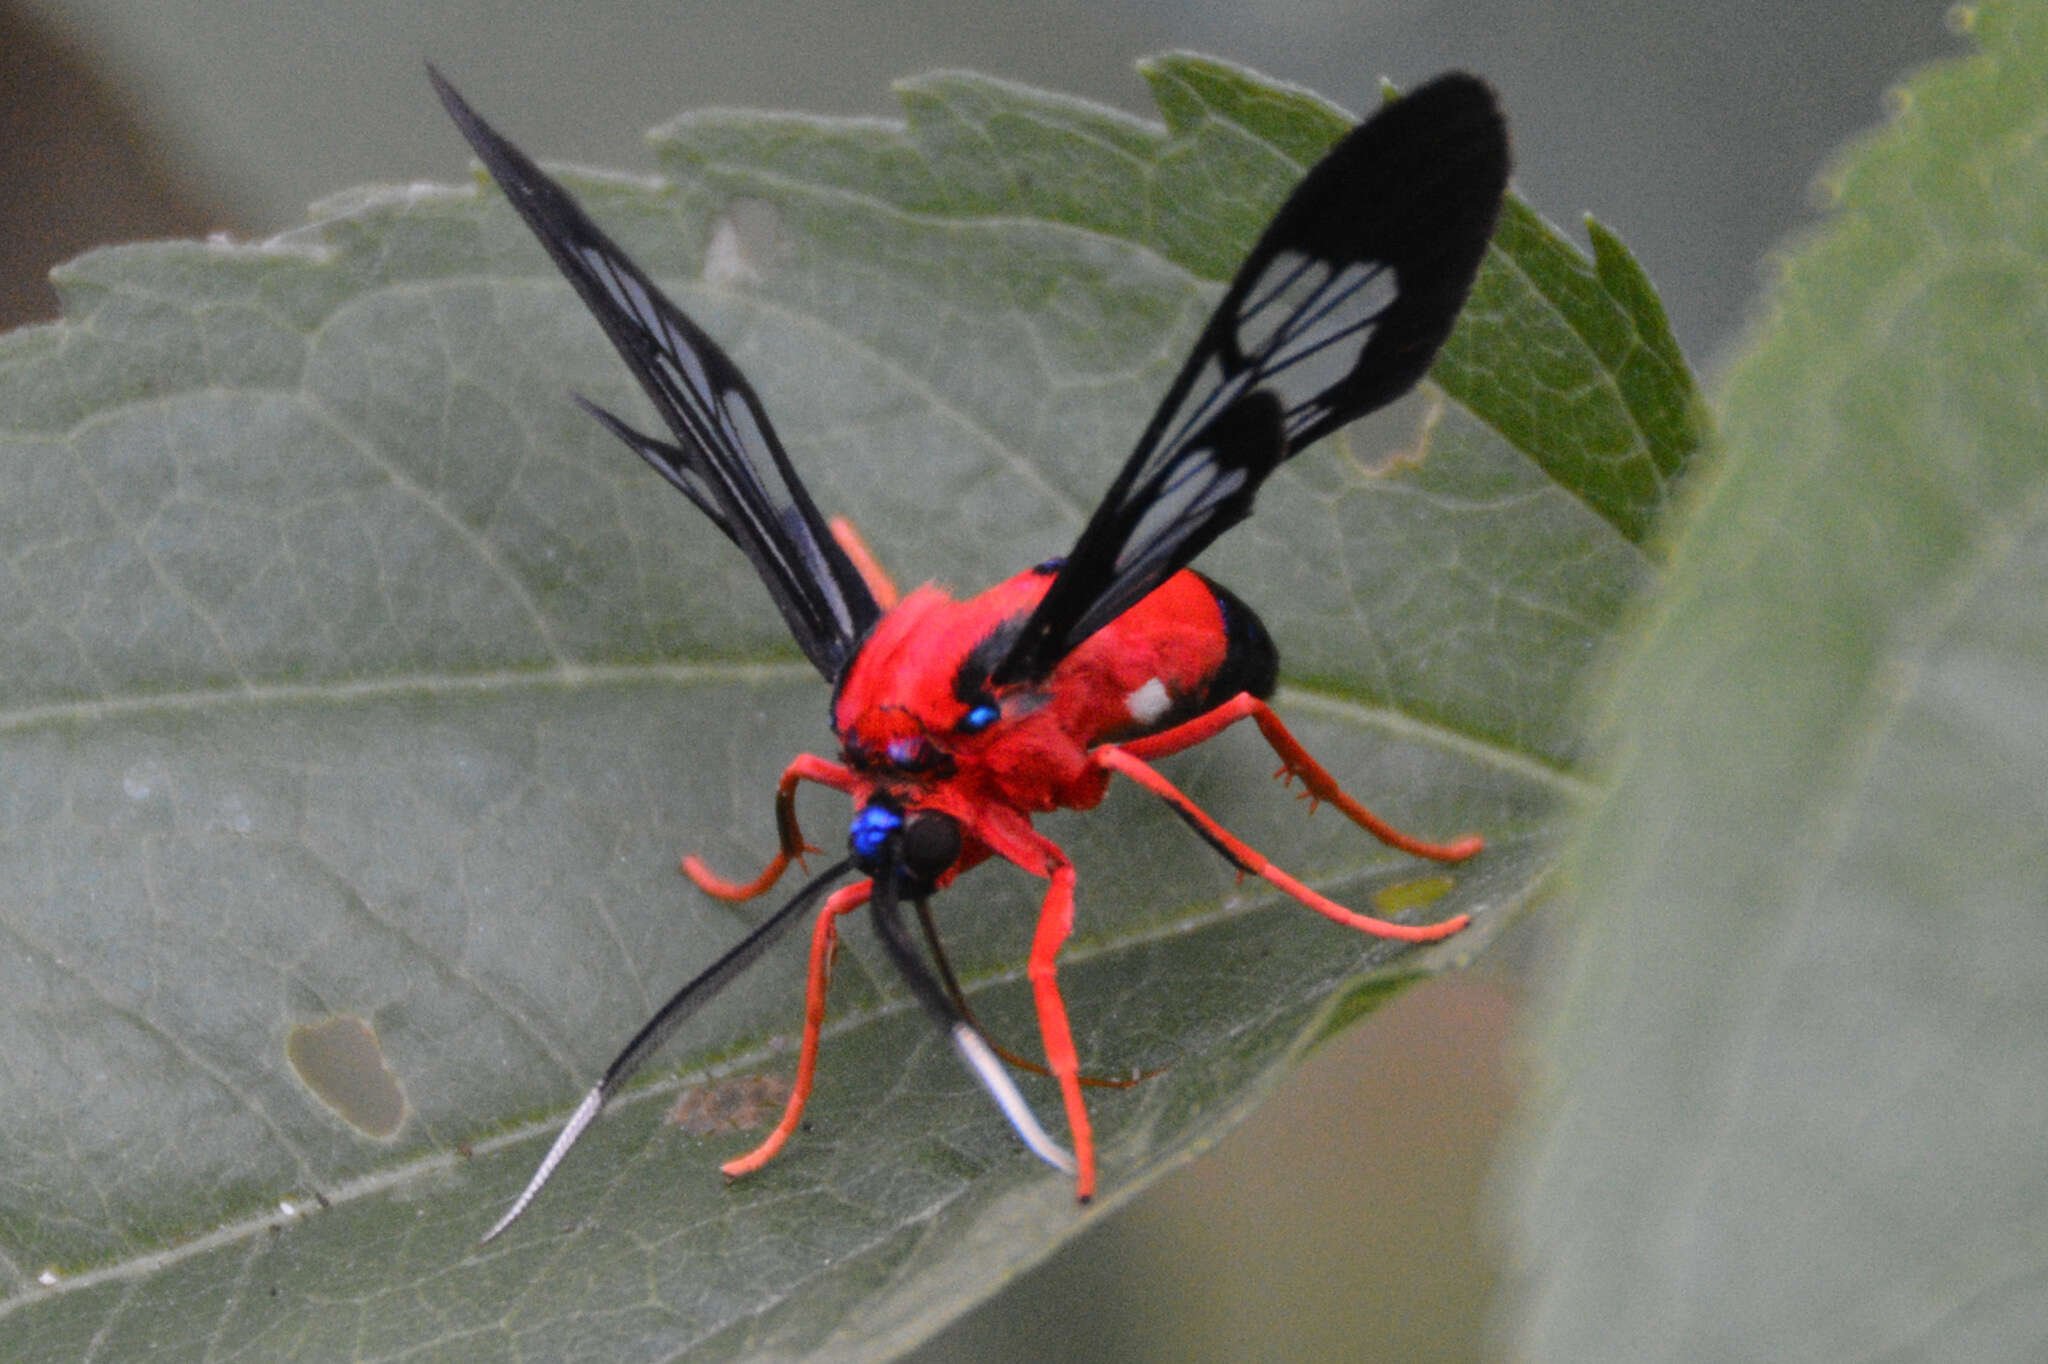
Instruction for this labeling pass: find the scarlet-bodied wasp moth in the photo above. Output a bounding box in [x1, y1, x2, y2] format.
[431, 66, 1508, 1243]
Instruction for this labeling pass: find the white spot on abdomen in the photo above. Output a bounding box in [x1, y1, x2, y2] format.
[1125, 678, 1171, 726]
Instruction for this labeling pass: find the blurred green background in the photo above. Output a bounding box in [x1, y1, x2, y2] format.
[0, 1, 1961, 1358]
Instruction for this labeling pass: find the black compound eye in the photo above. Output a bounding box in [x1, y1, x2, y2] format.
[899, 812, 963, 885]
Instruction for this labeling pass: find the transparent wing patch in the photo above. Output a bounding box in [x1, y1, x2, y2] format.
[992, 73, 1509, 686]
[433, 67, 879, 680]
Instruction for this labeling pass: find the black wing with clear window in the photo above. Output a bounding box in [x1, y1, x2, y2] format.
[431, 67, 881, 681]
[991, 73, 1509, 687]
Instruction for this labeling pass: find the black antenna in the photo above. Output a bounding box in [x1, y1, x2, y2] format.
[479, 859, 854, 1243]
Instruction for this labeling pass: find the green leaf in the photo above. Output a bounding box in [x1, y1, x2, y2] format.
[1, 58, 1688, 1357]
[1505, 4, 2048, 1356]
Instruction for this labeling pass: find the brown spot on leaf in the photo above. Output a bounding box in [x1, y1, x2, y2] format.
[285, 1015, 407, 1139]
[666, 1072, 792, 1135]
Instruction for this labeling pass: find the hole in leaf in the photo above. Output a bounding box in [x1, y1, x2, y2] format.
[286, 1015, 407, 1139]
[702, 198, 788, 287]
[1346, 386, 1444, 476]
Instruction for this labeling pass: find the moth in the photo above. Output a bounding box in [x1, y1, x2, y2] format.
[429, 67, 1508, 1242]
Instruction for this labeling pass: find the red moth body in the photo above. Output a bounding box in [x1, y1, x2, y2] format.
[683, 537, 1484, 1204]
[833, 565, 1266, 821]
[433, 64, 1509, 1242]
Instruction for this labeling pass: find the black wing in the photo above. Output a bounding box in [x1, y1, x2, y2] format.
[991, 73, 1509, 687]
[430, 67, 881, 681]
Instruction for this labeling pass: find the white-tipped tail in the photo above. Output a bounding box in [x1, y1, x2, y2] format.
[951, 1024, 1076, 1175]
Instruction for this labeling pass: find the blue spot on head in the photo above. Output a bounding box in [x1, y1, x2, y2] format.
[849, 806, 903, 861]
[958, 703, 999, 735]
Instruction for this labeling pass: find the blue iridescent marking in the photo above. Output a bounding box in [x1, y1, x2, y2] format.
[849, 805, 902, 861]
[959, 703, 999, 734]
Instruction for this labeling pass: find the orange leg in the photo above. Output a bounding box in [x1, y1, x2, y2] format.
[912, 896, 1155, 1090]
[969, 817, 1096, 1201]
[721, 879, 873, 1177]
[1027, 858, 1094, 1201]
[1093, 745, 1470, 943]
[682, 754, 862, 901]
[828, 516, 900, 610]
[1116, 693, 1483, 862]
